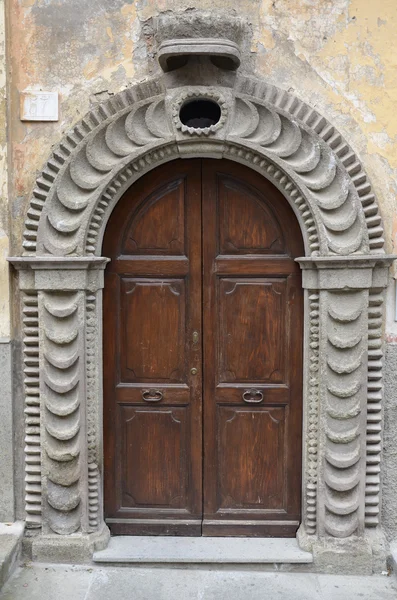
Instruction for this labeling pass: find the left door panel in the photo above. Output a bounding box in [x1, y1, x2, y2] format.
[103, 160, 203, 535]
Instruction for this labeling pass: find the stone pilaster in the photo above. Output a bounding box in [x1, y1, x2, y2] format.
[9, 257, 110, 561]
[297, 256, 393, 574]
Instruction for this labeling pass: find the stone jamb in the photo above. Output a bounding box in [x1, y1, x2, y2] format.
[10, 258, 110, 559]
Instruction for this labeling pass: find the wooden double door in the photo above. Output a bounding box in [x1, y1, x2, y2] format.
[103, 159, 303, 537]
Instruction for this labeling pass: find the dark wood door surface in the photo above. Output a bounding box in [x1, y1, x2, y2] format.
[103, 159, 303, 537]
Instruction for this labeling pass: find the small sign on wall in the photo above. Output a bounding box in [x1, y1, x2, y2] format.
[20, 91, 59, 122]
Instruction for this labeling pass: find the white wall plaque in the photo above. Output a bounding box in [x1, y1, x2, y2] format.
[20, 91, 59, 122]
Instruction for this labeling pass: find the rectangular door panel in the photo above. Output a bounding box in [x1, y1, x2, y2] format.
[119, 406, 189, 510]
[216, 406, 286, 512]
[119, 277, 186, 384]
[218, 278, 287, 384]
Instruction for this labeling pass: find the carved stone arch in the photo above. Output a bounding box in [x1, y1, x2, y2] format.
[10, 72, 396, 570]
[22, 75, 384, 259]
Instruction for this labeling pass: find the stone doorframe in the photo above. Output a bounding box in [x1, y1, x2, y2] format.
[9, 71, 396, 570]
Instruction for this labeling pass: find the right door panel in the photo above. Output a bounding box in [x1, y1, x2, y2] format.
[202, 159, 304, 537]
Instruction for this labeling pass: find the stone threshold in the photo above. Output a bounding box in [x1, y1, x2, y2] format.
[93, 536, 313, 564]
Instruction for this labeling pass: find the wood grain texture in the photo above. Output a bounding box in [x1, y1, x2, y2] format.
[202, 160, 304, 537]
[122, 179, 186, 255]
[120, 278, 186, 382]
[218, 278, 286, 383]
[217, 407, 285, 510]
[121, 407, 188, 508]
[103, 160, 202, 535]
[103, 159, 304, 537]
[218, 177, 284, 254]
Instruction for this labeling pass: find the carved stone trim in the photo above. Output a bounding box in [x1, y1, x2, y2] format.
[365, 290, 384, 527]
[304, 291, 320, 536]
[321, 289, 368, 538]
[22, 291, 41, 529]
[10, 257, 109, 542]
[20, 75, 385, 259]
[86, 292, 101, 532]
[297, 255, 393, 544]
[234, 75, 385, 254]
[172, 88, 228, 136]
[40, 290, 85, 535]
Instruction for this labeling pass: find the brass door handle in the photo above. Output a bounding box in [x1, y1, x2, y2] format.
[243, 389, 264, 403]
[142, 389, 163, 402]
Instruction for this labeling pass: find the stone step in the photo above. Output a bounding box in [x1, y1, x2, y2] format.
[0, 522, 25, 590]
[390, 541, 397, 579]
[93, 536, 313, 565]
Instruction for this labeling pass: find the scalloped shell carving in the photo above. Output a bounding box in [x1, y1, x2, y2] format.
[323, 290, 368, 538]
[40, 291, 84, 534]
[21, 76, 384, 259]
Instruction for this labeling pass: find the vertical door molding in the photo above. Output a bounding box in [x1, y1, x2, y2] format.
[10, 257, 110, 560]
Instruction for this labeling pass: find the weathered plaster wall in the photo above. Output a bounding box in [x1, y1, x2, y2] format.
[4, 0, 397, 534]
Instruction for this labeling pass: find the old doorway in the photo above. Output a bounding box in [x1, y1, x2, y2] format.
[103, 159, 304, 537]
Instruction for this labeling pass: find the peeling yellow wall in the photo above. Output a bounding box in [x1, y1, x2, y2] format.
[255, 0, 397, 258]
[4, 0, 397, 293]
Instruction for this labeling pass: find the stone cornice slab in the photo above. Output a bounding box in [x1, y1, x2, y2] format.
[8, 256, 109, 270]
[158, 38, 241, 72]
[296, 254, 396, 268]
[296, 255, 396, 290]
[8, 256, 110, 291]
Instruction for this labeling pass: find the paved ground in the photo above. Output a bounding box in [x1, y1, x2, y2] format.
[0, 564, 396, 600]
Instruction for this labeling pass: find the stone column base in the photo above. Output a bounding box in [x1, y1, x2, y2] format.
[297, 525, 388, 575]
[24, 525, 110, 563]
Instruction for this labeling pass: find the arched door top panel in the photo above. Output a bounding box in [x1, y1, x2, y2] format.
[104, 159, 304, 259]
